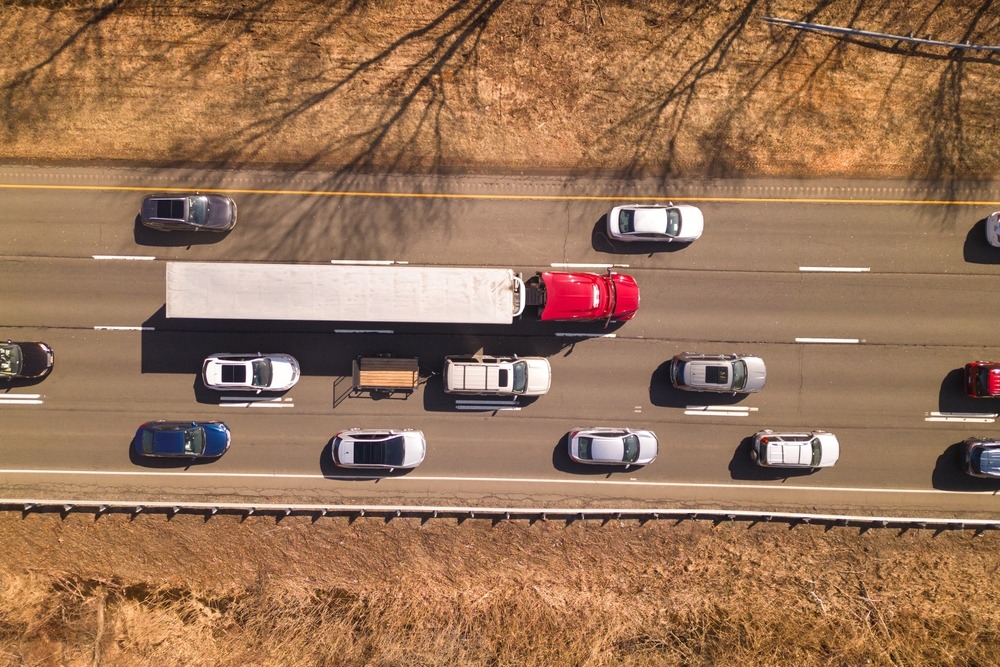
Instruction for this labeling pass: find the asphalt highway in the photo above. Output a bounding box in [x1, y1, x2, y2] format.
[3, 165, 1000, 517]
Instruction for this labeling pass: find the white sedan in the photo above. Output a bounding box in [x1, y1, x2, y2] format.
[332, 429, 426, 470]
[567, 428, 658, 467]
[201, 353, 300, 392]
[607, 203, 704, 243]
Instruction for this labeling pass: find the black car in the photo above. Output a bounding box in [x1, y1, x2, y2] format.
[139, 193, 237, 231]
[0, 340, 54, 380]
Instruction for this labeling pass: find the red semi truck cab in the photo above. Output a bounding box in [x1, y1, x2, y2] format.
[525, 271, 640, 322]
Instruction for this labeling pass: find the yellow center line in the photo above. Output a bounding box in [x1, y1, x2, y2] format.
[0, 182, 996, 206]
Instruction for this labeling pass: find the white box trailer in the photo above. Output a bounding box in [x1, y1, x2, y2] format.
[166, 262, 526, 324]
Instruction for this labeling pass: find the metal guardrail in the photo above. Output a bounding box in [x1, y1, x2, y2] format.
[762, 16, 1000, 54]
[7, 498, 1000, 532]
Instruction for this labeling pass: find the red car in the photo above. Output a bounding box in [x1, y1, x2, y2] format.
[526, 271, 640, 322]
[964, 361, 1000, 398]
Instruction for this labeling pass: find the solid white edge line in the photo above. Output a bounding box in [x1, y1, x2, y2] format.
[550, 263, 617, 268]
[92, 255, 156, 261]
[0, 400, 43, 405]
[329, 259, 396, 265]
[685, 405, 756, 411]
[795, 337, 861, 344]
[799, 266, 870, 272]
[334, 329, 394, 334]
[94, 326, 154, 331]
[0, 469, 991, 497]
[684, 411, 749, 417]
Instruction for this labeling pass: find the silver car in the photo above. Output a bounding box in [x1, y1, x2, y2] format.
[140, 193, 237, 231]
[568, 428, 658, 467]
[202, 353, 300, 392]
[987, 211, 1000, 247]
[751, 430, 840, 469]
[670, 352, 766, 394]
[607, 203, 704, 243]
[332, 429, 426, 470]
[962, 437, 1000, 478]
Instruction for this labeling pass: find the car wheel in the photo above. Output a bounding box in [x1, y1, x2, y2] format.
[749, 447, 758, 462]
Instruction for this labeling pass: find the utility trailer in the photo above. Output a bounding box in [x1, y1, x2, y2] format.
[351, 355, 420, 397]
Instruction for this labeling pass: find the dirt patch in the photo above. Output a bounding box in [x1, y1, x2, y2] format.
[1, 1, 998, 182]
[1, 512, 998, 667]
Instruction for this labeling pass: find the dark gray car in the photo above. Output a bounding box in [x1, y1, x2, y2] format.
[0, 340, 54, 380]
[140, 193, 237, 231]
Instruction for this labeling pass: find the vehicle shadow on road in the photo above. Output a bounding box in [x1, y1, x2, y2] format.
[132, 215, 232, 247]
[962, 217, 1000, 264]
[931, 442, 1000, 492]
[648, 361, 748, 408]
[727, 436, 817, 481]
[126, 437, 217, 470]
[590, 216, 692, 255]
[937, 368, 995, 413]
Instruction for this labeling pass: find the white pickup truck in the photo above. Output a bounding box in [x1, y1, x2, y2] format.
[443, 355, 551, 396]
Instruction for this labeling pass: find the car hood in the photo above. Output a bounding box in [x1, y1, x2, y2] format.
[539, 272, 609, 321]
[523, 358, 552, 395]
[740, 356, 767, 392]
[201, 423, 232, 457]
[676, 206, 705, 240]
[268, 356, 300, 389]
[205, 195, 236, 229]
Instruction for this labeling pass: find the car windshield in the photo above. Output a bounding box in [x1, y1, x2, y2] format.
[251, 358, 273, 387]
[511, 361, 528, 394]
[617, 209, 636, 234]
[665, 209, 681, 236]
[731, 360, 747, 390]
[622, 434, 640, 462]
[576, 437, 595, 460]
[0, 344, 22, 375]
[187, 196, 209, 226]
[183, 427, 206, 455]
[809, 438, 822, 467]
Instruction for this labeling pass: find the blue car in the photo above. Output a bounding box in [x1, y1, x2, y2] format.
[133, 421, 231, 459]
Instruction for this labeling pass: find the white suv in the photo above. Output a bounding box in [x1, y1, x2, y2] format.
[202, 353, 300, 392]
[443, 355, 551, 396]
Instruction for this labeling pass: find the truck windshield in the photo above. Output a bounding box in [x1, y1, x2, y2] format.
[512, 361, 528, 394]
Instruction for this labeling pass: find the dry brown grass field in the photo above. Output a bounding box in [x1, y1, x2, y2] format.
[1, 512, 1000, 667]
[3, 1, 1000, 665]
[1, 0, 998, 180]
